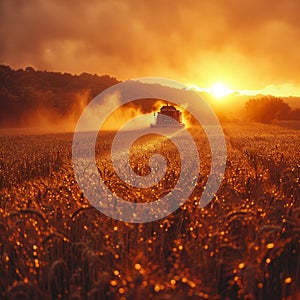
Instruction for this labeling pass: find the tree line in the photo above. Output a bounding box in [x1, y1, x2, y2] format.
[0, 65, 299, 127]
[0, 65, 119, 127]
[245, 96, 300, 123]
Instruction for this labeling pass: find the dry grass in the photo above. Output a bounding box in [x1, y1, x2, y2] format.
[0, 123, 299, 300]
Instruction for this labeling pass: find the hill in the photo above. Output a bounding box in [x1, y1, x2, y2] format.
[1, 65, 299, 130]
[0, 65, 119, 129]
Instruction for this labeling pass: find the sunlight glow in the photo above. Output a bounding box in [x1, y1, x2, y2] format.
[210, 83, 233, 98]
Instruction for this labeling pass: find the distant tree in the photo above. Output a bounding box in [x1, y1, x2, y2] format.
[25, 66, 35, 72]
[245, 96, 292, 123]
[290, 108, 300, 120]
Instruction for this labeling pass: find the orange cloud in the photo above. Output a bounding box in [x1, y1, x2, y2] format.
[1, 0, 300, 92]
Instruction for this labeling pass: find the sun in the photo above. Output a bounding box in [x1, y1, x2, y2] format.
[210, 82, 233, 98]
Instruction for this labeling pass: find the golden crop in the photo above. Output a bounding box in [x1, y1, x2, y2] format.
[0, 123, 299, 299]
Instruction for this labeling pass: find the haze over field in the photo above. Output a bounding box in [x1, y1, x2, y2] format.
[0, 66, 299, 133]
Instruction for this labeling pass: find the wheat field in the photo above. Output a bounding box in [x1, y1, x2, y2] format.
[0, 123, 299, 300]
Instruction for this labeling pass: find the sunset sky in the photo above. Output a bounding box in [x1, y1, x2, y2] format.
[1, 0, 300, 96]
